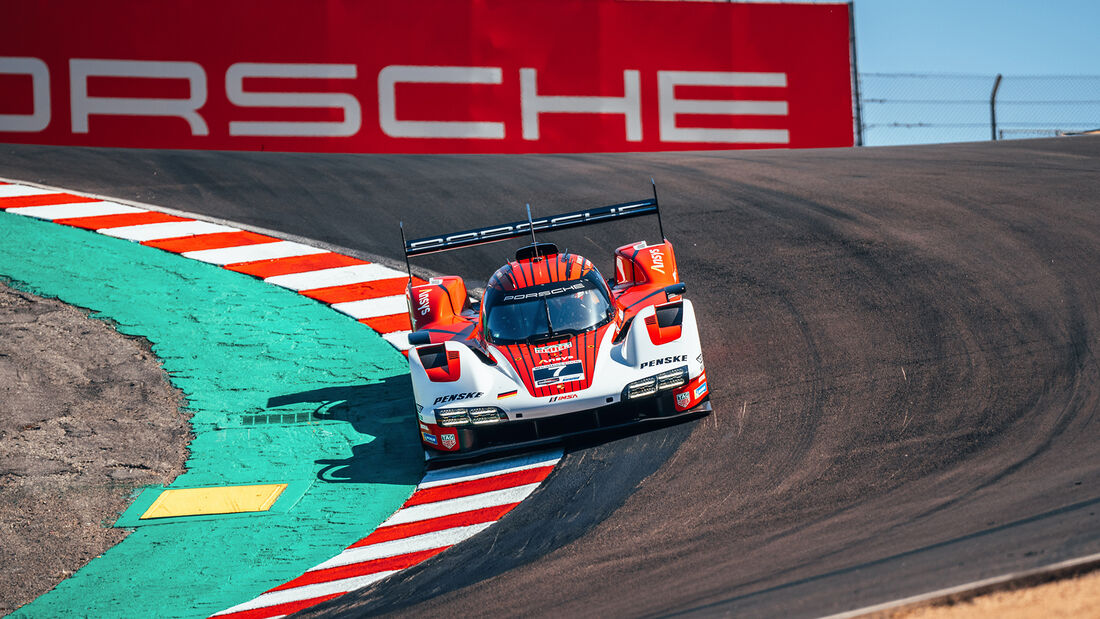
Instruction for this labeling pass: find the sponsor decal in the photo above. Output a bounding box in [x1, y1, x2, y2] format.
[419, 423, 429, 432]
[533, 361, 584, 386]
[640, 355, 687, 369]
[441, 433, 457, 449]
[533, 341, 573, 355]
[538, 355, 575, 365]
[421, 431, 439, 445]
[502, 282, 585, 302]
[414, 207, 653, 255]
[417, 288, 431, 315]
[3, 4, 854, 154]
[497, 389, 518, 399]
[649, 248, 665, 274]
[694, 382, 708, 398]
[415, 403, 423, 414]
[549, 393, 578, 403]
[433, 391, 483, 405]
[676, 392, 690, 408]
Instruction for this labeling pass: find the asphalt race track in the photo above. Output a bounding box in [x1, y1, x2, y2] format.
[2, 137, 1098, 617]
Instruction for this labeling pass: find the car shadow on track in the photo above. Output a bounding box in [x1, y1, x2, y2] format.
[424, 407, 711, 470]
[266, 374, 423, 486]
[318, 410, 708, 617]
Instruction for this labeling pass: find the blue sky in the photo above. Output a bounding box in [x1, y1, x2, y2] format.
[851, 0, 1100, 75]
[842, 0, 1100, 143]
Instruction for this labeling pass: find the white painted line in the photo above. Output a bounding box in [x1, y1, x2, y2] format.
[264, 263, 406, 291]
[330, 295, 408, 320]
[182, 240, 320, 265]
[0, 185, 59, 198]
[211, 571, 397, 616]
[381, 483, 543, 527]
[310, 522, 493, 572]
[381, 331, 413, 350]
[418, 450, 563, 489]
[821, 551, 1100, 619]
[6, 201, 145, 220]
[100, 220, 240, 242]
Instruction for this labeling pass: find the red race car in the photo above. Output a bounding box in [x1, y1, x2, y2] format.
[401, 188, 710, 459]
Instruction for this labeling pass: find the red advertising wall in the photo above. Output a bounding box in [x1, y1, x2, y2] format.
[0, 0, 855, 153]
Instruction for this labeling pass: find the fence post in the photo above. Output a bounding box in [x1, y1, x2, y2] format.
[990, 73, 1003, 140]
[848, 1, 863, 146]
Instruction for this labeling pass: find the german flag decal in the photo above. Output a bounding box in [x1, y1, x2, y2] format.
[497, 390, 518, 399]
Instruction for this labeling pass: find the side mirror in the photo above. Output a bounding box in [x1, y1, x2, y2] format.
[665, 283, 686, 298]
[408, 331, 432, 346]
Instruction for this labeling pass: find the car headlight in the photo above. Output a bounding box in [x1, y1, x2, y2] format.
[436, 406, 508, 426]
[436, 409, 470, 426]
[625, 376, 658, 399]
[657, 367, 688, 390]
[625, 366, 689, 399]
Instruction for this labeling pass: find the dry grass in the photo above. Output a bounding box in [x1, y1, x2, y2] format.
[881, 569, 1100, 619]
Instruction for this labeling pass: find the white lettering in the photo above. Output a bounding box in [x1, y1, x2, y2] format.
[227, 63, 361, 137]
[533, 341, 573, 355]
[378, 65, 504, 139]
[657, 71, 789, 144]
[417, 289, 431, 315]
[520, 68, 641, 141]
[0, 57, 50, 132]
[21, 60, 801, 147]
[502, 282, 586, 301]
[649, 248, 665, 274]
[70, 59, 208, 135]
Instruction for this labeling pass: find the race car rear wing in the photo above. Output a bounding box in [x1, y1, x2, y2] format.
[402, 182, 666, 258]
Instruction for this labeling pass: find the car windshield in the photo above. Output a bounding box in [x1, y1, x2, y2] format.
[484, 272, 612, 344]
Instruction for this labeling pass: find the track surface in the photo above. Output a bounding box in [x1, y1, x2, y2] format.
[3, 137, 1098, 617]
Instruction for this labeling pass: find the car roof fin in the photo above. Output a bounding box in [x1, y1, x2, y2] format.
[515, 242, 558, 262]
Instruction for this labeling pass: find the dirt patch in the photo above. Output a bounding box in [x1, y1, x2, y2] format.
[0, 282, 189, 615]
[881, 567, 1100, 618]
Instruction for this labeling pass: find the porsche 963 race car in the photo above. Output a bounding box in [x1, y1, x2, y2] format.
[401, 190, 710, 459]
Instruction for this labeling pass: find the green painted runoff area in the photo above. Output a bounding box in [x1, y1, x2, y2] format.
[1, 211, 423, 618]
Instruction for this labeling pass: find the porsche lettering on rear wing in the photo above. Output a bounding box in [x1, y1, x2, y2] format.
[404, 198, 660, 257]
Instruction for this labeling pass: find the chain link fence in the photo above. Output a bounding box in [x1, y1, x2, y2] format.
[857, 73, 1100, 146]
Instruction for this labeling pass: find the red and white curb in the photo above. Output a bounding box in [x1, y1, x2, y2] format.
[0, 180, 564, 616]
[211, 450, 561, 618]
[0, 181, 417, 350]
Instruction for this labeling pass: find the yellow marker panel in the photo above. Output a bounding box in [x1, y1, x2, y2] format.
[139, 484, 288, 519]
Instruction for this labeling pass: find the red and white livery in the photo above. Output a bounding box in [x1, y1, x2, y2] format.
[402, 193, 710, 459]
